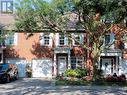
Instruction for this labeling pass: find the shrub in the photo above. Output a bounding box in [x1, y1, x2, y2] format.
[105, 74, 126, 82]
[96, 69, 104, 76]
[65, 68, 86, 78]
[75, 68, 86, 78]
[65, 69, 77, 77]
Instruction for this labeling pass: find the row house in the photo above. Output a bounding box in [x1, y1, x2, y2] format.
[3, 29, 127, 78]
[0, 0, 127, 78]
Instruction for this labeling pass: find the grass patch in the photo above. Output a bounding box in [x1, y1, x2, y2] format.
[55, 80, 91, 86]
[55, 80, 127, 86]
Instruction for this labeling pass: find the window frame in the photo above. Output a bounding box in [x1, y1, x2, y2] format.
[105, 34, 110, 45]
[59, 34, 65, 46]
[5, 32, 17, 46]
[70, 57, 84, 69]
[124, 33, 127, 49]
[1, 1, 13, 13]
[43, 34, 50, 46]
[72, 33, 83, 46]
[74, 35, 81, 45]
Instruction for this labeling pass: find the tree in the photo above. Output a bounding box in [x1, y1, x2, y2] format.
[0, 25, 11, 46]
[15, 0, 127, 79]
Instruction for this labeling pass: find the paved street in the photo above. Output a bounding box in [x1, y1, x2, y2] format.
[0, 78, 127, 95]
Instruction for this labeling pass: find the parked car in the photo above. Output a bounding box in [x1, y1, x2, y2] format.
[0, 63, 18, 83]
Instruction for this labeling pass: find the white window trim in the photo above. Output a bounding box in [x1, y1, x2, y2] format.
[14, 33, 18, 45]
[58, 34, 68, 46]
[104, 33, 114, 48]
[40, 33, 53, 46]
[125, 33, 127, 49]
[72, 33, 84, 46]
[110, 33, 114, 48]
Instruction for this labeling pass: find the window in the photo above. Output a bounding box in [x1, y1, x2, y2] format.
[44, 35, 50, 45]
[1, 1, 13, 13]
[105, 35, 110, 44]
[40, 33, 53, 46]
[124, 18, 127, 27]
[7, 35, 14, 45]
[124, 34, 127, 49]
[59, 34, 65, 45]
[71, 57, 83, 69]
[5, 33, 17, 45]
[75, 35, 81, 45]
[72, 34, 83, 45]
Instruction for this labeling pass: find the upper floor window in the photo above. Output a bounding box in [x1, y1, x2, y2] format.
[72, 33, 83, 46]
[5, 34, 14, 45]
[5, 33, 17, 46]
[71, 57, 84, 69]
[40, 33, 53, 46]
[105, 35, 110, 44]
[104, 33, 114, 48]
[59, 34, 65, 45]
[74, 35, 82, 45]
[1, 1, 13, 13]
[124, 34, 127, 49]
[44, 35, 50, 45]
[124, 18, 127, 27]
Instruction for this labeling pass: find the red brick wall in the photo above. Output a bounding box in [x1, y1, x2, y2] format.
[5, 33, 53, 61]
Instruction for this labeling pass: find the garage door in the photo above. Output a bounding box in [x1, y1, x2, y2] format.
[32, 59, 52, 78]
[6, 58, 27, 77]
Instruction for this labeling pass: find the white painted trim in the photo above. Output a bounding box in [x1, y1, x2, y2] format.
[55, 33, 59, 46]
[110, 33, 114, 48]
[54, 47, 71, 53]
[58, 56, 67, 75]
[72, 33, 84, 46]
[119, 56, 122, 75]
[101, 52, 122, 56]
[68, 50, 71, 69]
[40, 33, 53, 46]
[40, 33, 43, 45]
[49, 33, 53, 47]
[54, 53, 57, 77]
[65, 36, 68, 45]
[14, 33, 18, 45]
[125, 43, 127, 49]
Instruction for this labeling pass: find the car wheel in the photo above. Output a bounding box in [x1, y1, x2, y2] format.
[6, 75, 10, 83]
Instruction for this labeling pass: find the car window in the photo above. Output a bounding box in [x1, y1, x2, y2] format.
[0, 64, 8, 71]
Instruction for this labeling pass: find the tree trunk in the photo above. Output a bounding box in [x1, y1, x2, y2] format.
[91, 48, 101, 81]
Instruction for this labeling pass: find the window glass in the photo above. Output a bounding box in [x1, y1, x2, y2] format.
[71, 57, 83, 69]
[1, 1, 13, 13]
[105, 35, 110, 44]
[59, 34, 65, 45]
[44, 35, 50, 45]
[75, 36, 80, 45]
[5, 33, 15, 45]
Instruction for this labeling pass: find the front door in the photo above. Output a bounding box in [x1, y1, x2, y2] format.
[58, 56, 67, 75]
[101, 59, 113, 75]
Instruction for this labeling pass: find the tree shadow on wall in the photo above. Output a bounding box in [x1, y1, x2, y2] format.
[4, 48, 20, 58]
[31, 42, 53, 58]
